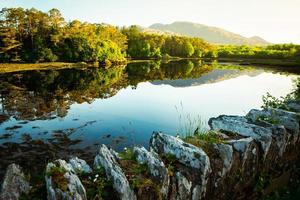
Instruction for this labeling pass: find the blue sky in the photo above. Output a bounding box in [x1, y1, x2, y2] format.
[1, 0, 300, 44]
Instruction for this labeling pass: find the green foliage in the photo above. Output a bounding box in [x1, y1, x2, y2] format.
[218, 44, 300, 62]
[160, 154, 177, 177]
[122, 26, 214, 59]
[262, 92, 292, 110]
[257, 115, 280, 125]
[46, 166, 68, 191]
[262, 78, 300, 111]
[176, 102, 208, 138]
[0, 8, 126, 63]
[254, 174, 269, 193]
[118, 148, 154, 192]
[79, 167, 114, 199]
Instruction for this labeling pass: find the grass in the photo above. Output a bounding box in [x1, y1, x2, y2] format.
[0, 62, 94, 73]
[79, 167, 115, 200]
[46, 166, 68, 191]
[160, 154, 178, 177]
[118, 148, 161, 198]
[257, 115, 280, 125]
[175, 103, 225, 145]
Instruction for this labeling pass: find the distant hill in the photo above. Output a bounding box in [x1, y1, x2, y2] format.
[151, 68, 263, 88]
[149, 22, 270, 45]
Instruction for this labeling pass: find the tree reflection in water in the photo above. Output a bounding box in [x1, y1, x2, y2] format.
[0, 60, 260, 177]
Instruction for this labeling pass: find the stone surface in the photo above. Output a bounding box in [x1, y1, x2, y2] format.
[247, 108, 299, 145]
[69, 157, 92, 174]
[286, 101, 300, 112]
[212, 143, 233, 177]
[209, 115, 272, 158]
[133, 146, 169, 197]
[227, 137, 257, 165]
[45, 159, 87, 200]
[94, 144, 136, 200]
[150, 132, 211, 198]
[175, 172, 192, 200]
[0, 164, 30, 200]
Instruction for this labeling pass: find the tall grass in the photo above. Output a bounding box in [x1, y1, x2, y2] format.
[175, 102, 224, 144]
[175, 102, 208, 138]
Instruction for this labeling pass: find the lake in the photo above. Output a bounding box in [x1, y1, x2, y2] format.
[0, 60, 299, 175]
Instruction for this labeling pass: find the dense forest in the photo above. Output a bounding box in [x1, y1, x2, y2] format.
[0, 7, 215, 63]
[0, 7, 300, 64]
[218, 44, 300, 61]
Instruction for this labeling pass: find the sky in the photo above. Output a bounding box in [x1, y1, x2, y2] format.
[1, 0, 300, 44]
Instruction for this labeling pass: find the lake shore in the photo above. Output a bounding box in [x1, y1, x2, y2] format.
[1, 57, 299, 74]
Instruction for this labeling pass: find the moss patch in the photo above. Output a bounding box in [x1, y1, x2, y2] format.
[79, 167, 116, 200]
[118, 148, 161, 199]
[46, 166, 68, 191]
[257, 115, 280, 125]
[160, 153, 178, 177]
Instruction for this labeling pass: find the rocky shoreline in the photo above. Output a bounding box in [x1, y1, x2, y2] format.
[1, 102, 300, 200]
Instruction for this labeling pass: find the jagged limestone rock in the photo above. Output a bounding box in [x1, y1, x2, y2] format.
[247, 108, 299, 145]
[0, 164, 30, 200]
[227, 137, 257, 166]
[94, 144, 136, 200]
[176, 172, 192, 200]
[45, 159, 87, 200]
[209, 115, 272, 159]
[150, 132, 211, 198]
[69, 157, 92, 174]
[133, 146, 169, 197]
[212, 143, 233, 177]
[286, 101, 300, 112]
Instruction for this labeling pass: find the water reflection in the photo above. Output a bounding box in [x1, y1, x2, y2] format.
[0, 60, 299, 177]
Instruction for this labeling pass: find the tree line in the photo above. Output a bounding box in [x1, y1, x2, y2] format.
[218, 44, 300, 61]
[0, 7, 216, 63]
[1, 7, 299, 64]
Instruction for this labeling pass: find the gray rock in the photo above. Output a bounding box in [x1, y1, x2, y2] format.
[133, 146, 169, 197]
[150, 132, 211, 198]
[247, 108, 299, 132]
[69, 157, 92, 174]
[286, 101, 300, 112]
[94, 144, 136, 200]
[246, 108, 299, 156]
[209, 115, 272, 159]
[228, 137, 256, 165]
[212, 143, 233, 177]
[45, 159, 87, 200]
[0, 164, 30, 200]
[175, 172, 192, 200]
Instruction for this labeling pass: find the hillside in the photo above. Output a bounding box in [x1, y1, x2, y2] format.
[149, 22, 270, 45]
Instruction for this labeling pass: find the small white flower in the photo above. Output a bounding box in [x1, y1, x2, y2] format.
[95, 174, 99, 178]
[124, 147, 128, 151]
[93, 178, 97, 182]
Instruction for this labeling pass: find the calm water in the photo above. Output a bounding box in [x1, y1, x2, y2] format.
[0, 60, 299, 175]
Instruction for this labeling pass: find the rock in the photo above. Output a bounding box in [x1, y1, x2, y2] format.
[45, 159, 87, 200]
[94, 144, 136, 200]
[286, 101, 300, 112]
[209, 115, 272, 159]
[212, 143, 233, 177]
[247, 108, 299, 133]
[150, 132, 211, 198]
[0, 164, 30, 200]
[69, 157, 92, 174]
[227, 137, 257, 166]
[133, 146, 169, 197]
[175, 172, 192, 200]
[246, 109, 298, 156]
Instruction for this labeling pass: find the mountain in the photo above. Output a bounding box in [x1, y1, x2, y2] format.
[151, 68, 263, 88]
[149, 22, 270, 45]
